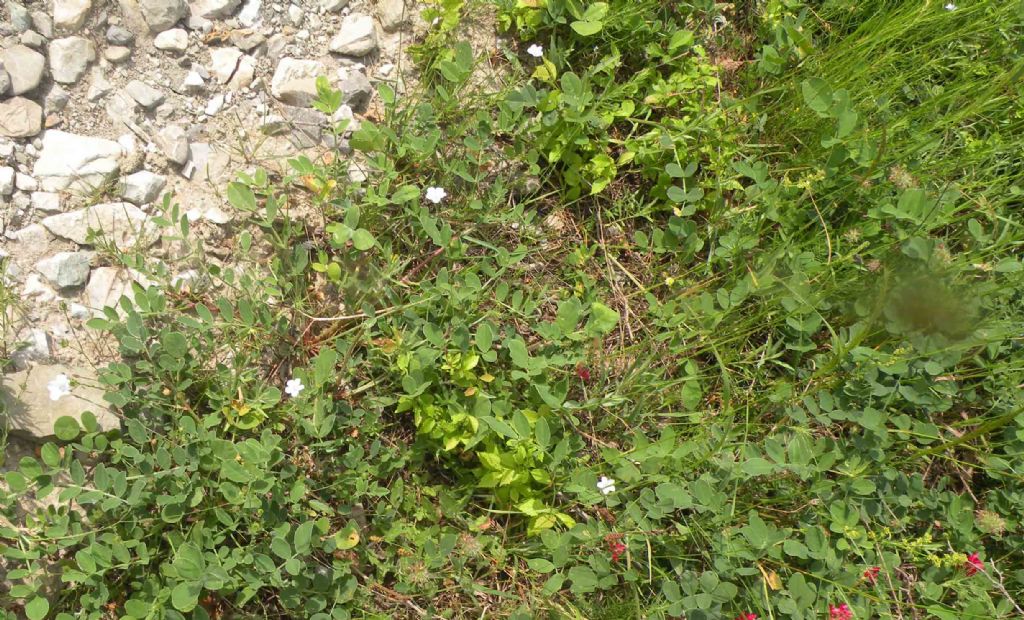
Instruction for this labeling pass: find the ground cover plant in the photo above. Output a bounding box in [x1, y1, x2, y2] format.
[3, 0, 1024, 618]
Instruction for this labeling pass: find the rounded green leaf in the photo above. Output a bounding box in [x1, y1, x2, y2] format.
[226, 182, 257, 212]
[171, 581, 201, 612]
[24, 596, 49, 620]
[570, 20, 602, 36]
[53, 416, 80, 441]
[352, 229, 376, 251]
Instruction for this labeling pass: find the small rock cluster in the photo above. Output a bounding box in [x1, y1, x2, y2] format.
[0, 0, 425, 444]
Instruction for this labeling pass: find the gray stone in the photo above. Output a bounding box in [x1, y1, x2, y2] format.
[0, 364, 120, 440]
[0, 66, 10, 96]
[190, 0, 240, 18]
[85, 266, 151, 311]
[48, 36, 95, 84]
[376, 0, 407, 31]
[105, 24, 134, 45]
[153, 28, 188, 51]
[278, 105, 327, 149]
[329, 13, 377, 56]
[237, 0, 260, 26]
[0, 45, 45, 95]
[287, 3, 302, 26]
[53, 0, 91, 31]
[44, 84, 70, 114]
[320, 0, 347, 12]
[15, 172, 37, 191]
[187, 13, 211, 31]
[138, 0, 186, 32]
[8, 1, 32, 31]
[86, 68, 112, 101]
[31, 10, 53, 37]
[105, 91, 140, 130]
[0, 167, 12, 195]
[229, 28, 265, 51]
[124, 80, 165, 109]
[348, 161, 367, 183]
[0, 97, 42, 138]
[338, 69, 373, 111]
[33, 130, 123, 193]
[69, 303, 90, 319]
[40, 202, 156, 250]
[104, 45, 132, 64]
[9, 329, 51, 369]
[205, 93, 224, 115]
[180, 70, 205, 93]
[35, 251, 92, 288]
[119, 170, 166, 204]
[20, 30, 46, 48]
[21, 273, 56, 303]
[270, 57, 324, 106]
[30, 191, 61, 213]
[332, 103, 358, 134]
[228, 54, 256, 89]
[157, 124, 190, 166]
[266, 33, 287, 60]
[209, 46, 243, 83]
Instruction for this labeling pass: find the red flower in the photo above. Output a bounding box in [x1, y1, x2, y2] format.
[576, 365, 591, 382]
[608, 539, 626, 563]
[829, 603, 853, 620]
[734, 614, 757, 620]
[965, 552, 984, 576]
[863, 566, 880, 584]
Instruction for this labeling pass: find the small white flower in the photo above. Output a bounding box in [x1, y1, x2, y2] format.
[596, 475, 616, 495]
[527, 44, 544, 58]
[944, 2, 956, 9]
[284, 378, 305, 398]
[424, 186, 447, 204]
[47, 373, 72, 401]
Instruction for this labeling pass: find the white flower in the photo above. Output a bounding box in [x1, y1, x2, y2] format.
[527, 44, 544, 58]
[596, 475, 616, 495]
[425, 186, 447, 204]
[284, 378, 305, 398]
[47, 373, 72, 401]
[944, 2, 956, 9]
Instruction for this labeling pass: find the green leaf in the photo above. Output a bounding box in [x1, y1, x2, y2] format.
[173, 542, 205, 580]
[505, 337, 532, 369]
[586, 302, 619, 335]
[741, 457, 775, 476]
[54, 416, 80, 441]
[560, 72, 585, 104]
[475, 321, 494, 352]
[570, 20, 603, 36]
[667, 186, 687, 202]
[40, 443, 61, 468]
[801, 78, 833, 115]
[668, 29, 694, 51]
[534, 418, 551, 449]
[226, 182, 257, 212]
[161, 331, 188, 357]
[390, 185, 420, 204]
[567, 566, 599, 593]
[783, 539, 810, 558]
[294, 520, 315, 555]
[271, 536, 292, 559]
[527, 558, 555, 573]
[171, 581, 202, 612]
[333, 523, 360, 550]
[24, 596, 49, 620]
[352, 229, 376, 251]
